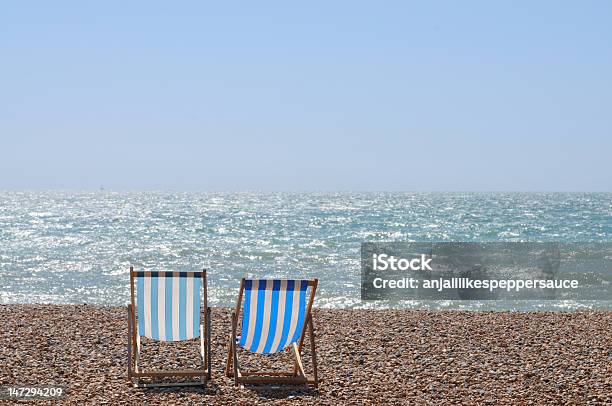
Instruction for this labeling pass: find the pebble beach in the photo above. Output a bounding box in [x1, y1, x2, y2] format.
[1, 305, 610, 405]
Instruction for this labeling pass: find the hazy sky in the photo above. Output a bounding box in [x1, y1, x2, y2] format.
[1, 1, 611, 191]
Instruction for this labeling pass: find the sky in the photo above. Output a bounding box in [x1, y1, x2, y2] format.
[1, 1, 611, 191]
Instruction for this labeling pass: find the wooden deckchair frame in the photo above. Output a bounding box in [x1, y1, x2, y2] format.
[127, 267, 212, 388]
[225, 278, 319, 387]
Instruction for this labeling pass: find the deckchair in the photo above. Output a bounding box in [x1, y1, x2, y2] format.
[225, 278, 319, 386]
[127, 268, 212, 387]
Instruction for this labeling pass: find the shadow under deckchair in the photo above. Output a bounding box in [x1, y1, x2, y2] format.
[226, 278, 319, 386]
[127, 268, 212, 387]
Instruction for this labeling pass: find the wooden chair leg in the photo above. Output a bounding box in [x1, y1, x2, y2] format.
[230, 312, 240, 385]
[135, 335, 141, 373]
[127, 305, 133, 382]
[292, 343, 306, 378]
[291, 315, 318, 385]
[225, 333, 234, 377]
[206, 307, 212, 379]
[199, 325, 206, 384]
[309, 317, 318, 386]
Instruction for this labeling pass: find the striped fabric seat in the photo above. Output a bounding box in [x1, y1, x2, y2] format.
[135, 271, 202, 341]
[238, 279, 309, 354]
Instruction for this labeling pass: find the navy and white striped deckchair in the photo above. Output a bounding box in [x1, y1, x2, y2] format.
[226, 278, 319, 386]
[136, 271, 202, 341]
[127, 268, 211, 387]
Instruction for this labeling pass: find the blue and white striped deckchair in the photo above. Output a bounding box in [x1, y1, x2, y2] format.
[127, 268, 211, 387]
[226, 278, 319, 386]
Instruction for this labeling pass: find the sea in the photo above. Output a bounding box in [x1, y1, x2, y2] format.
[0, 191, 610, 310]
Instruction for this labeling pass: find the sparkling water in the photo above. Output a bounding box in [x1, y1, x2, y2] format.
[1, 191, 610, 309]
